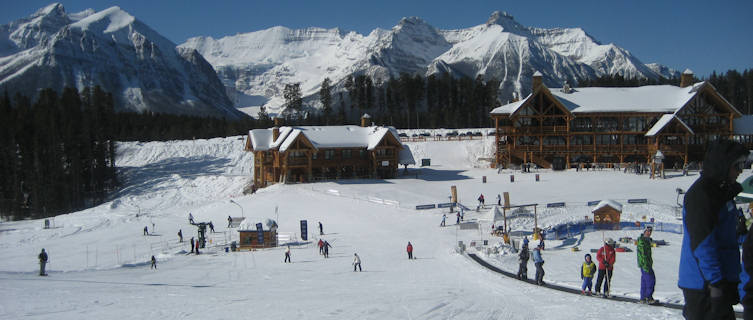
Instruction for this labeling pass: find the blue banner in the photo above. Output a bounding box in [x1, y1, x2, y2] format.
[547, 202, 566, 208]
[256, 223, 264, 245]
[437, 202, 457, 208]
[415, 204, 436, 210]
[628, 199, 648, 204]
[587, 200, 601, 206]
[300, 220, 308, 241]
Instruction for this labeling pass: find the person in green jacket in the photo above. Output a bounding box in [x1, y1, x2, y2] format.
[637, 226, 656, 304]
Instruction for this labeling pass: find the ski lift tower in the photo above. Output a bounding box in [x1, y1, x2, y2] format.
[190, 220, 210, 248]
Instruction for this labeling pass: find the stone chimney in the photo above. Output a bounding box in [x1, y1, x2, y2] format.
[680, 69, 694, 88]
[272, 117, 280, 141]
[532, 71, 543, 91]
[361, 113, 371, 127]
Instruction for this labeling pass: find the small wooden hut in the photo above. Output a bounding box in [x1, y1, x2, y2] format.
[237, 219, 278, 249]
[592, 200, 622, 225]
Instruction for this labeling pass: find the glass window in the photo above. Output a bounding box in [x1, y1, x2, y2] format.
[324, 150, 334, 160]
[342, 150, 352, 159]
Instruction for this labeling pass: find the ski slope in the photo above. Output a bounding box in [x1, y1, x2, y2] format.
[1, 135, 750, 319]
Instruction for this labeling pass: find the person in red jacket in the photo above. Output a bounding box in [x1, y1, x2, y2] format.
[407, 242, 414, 260]
[595, 238, 616, 297]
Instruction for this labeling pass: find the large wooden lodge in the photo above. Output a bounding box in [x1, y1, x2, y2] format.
[245, 116, 407, 188]
[491, 70, 753, 169]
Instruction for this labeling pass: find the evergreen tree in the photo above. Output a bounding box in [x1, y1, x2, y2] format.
[320, 78, 333, 124]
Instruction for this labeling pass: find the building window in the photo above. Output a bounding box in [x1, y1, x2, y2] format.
[312, 152, 318, 160]
[324, 150, 334, 160]
[342, 150, 352, 159]
[360, 150, 367, 159]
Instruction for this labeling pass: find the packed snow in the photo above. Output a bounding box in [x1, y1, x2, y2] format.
[1, 135, 750, 319]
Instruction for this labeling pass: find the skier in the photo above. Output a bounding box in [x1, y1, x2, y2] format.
[478, 194, 485, 208]
[517, 242, 529, 280]
[151, 255, 157, 269]
[209, 222, 214, 233]
[353, 253, 362, 272]
[533, 244, 545, 285]
[143, 226, 148, 235]
[195, 240, 200, 255]
[227, 215, 232, 228]
[284, 245, 291, 263]
[456, 212, 460, 225]
[581, 253, 596, 295]
[637, 226, 656, 304]
[318, 239, 324, 255]
[595, 238, 616, 297]
[497, 194, 502, 206]
[189, 213, 194, 224]
[190, 237, 195, 253]
[38, 248, 48, 276]
[440, 214, 446, 227]
[460, 206, 464, 221]
[680, 140, 748, 319]
[323, 240, 332, 258]
[178, 229, 183, 243]
[407, 242, 414, 260]
[319, 221, 324, 235]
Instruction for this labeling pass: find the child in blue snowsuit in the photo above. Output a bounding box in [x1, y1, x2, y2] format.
[581, 253, 597, 295]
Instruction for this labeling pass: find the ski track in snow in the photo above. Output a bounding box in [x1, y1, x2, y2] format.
[0, 135, 750, 319]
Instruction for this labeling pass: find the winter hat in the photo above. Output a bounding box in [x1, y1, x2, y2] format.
[605, 238, 614, 245]
[584, 253, 591, 260]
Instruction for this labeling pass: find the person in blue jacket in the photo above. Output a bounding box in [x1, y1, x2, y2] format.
[533, 243, 545, 285]
[678, 140, 749, 320]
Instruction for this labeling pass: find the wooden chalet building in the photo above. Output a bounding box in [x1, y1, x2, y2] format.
[490, 70, 752, 169]
[245, 115, 404, 188]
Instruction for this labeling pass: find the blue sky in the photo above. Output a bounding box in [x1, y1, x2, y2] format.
[2, 0, 751, 77]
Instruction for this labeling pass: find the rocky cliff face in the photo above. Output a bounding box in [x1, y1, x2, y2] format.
[180, 10, 679, 116]
[0, 3, 242, 119]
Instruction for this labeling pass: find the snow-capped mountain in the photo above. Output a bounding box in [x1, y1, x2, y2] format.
[180, 11, 679, 116]
[0, 3, 243, 119]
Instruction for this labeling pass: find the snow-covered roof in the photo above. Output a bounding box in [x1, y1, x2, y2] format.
[550, 84, 701, 113]
[492, 83, 706, 116]
[248, 125, 402, 152]
[645, 114, 693, 137]
[592, 200, 622, 213]
[735, 115, 753, 135]
[238, 218, 276, 231]
[399, 144, 416, 165]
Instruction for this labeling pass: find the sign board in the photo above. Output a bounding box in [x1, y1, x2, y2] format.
[587, 200, 601, 206]
[256, 223, 264, 244]
[381, 160, 390, 167]
[628, 199, 648, 204]
[300, 220, 308, 241]
[415, 204, 436, 210]
[547, 202, 566, 208]
[421, 159, 431, 167]
[437, 202, 457, 208]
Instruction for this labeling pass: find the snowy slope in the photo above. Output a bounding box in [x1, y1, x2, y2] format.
[180, 10, 679, 116]
[0, 3, 242, 119]
[2, 136, 750, 319]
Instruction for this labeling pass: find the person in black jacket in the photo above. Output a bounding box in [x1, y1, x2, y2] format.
[742, 217, 753, 319]
[38, 249, 48, 276]
[517, 243, 529, 280]
[678, 140, 749, 320]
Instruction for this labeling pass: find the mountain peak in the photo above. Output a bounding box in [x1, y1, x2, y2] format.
[70, 6, 135, 34]
[33, 3, 66, 19]
[486, 11, 515, 26]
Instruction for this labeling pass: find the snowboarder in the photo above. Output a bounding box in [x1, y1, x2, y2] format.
[190, 237, 195, 253]
[209, 222, 214, 233]
[318, 239, 324, 255]
[407, 242, 414, 260]
[679, 140, 748, 319]
[533, 244, 545, 285]
[284, 245, 291, 263]
[227, 215, 232, 228]
[178, 229, 183, 243]
[517, 242, 529, 280]
[319, 221, 324, 235]
[595, 238, 616, 297]
[497, 194, 502, 206]
[143, 226, 148, 235]
[323, 240, 332, 258]
[151, 255, 157, 269]
[353, 253, 362, 272]
[637, 226, 656, 304]
[38, 248, 48, 276]
[581, 253, 596, 295]
[440, 214, 446, 227]
[189, 213, 194, 224]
